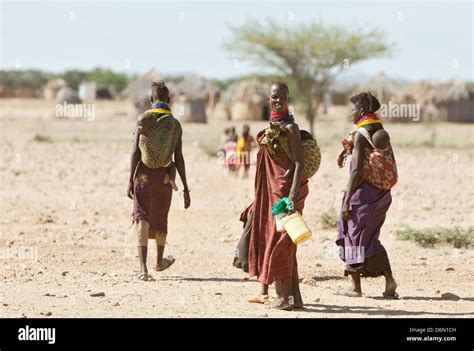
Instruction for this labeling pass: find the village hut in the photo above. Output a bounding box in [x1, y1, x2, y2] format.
[229, 79, 269, 121]
[172, 75, 215, 123]
[399, 80, 474, 122]
[15, 87, 37, 98]
[357, 71, 403, 104]
[120, 69, 164, 116]
[210, 82, 239, 121]
[79, 81, 97, 100]
[96, 85, 117, 100]
[328, 84, 349, 106]
[56, 87, 82, 104]
[0, 86, 13, 98]
[43, 78, 67, 101]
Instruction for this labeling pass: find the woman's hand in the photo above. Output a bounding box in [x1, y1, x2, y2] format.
[342, 201, 351, 221]
[183, 191, 191, 209]
[275, 165, 295, 179]
[337, 150, 346, 168]
[288, 190, 297, 214]
[127, 179, 134, 199]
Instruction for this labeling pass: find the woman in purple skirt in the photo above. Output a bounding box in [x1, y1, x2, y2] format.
[336, 92, 399, 299]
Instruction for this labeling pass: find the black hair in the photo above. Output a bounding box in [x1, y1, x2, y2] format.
[271, 80, 289, 94]
[349, 91, 381, 114]
[151, 80, 169, 102]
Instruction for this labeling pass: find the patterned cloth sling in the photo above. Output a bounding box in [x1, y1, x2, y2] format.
[139, 101, 182, 169]
[260, 121, 321, 179]
[357, 127, 398, 190]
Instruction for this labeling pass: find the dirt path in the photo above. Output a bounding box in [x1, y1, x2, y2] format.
[1, 111, 473, 318]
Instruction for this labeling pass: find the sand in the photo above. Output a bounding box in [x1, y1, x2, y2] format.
[0, 99, 473, 318]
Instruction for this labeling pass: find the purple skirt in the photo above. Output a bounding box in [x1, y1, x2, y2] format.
[336, 181, 392, 266]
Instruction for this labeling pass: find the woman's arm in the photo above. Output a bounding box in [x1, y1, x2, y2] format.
[342, 133, 365, 220]
[174, 138, 191, 209]
[286, 124, 304, 210]
[127, 126, 141, 199]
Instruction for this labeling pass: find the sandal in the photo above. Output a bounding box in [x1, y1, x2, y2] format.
[382, 292, 401, 300]
[138, 272, 154, 281]
[269, 298, 294, 311]
[334, 288, 362, 297]
[263, 294, 280, 305]
[154, 256, 176, 272]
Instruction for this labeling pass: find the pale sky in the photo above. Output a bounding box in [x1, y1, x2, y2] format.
[1, 0, 473, 81]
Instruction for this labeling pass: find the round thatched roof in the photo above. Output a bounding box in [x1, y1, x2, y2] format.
[410, 79, 474, 104]
[357, 71, 402, 102]
[120, 69, 163, 102]
[175, 74, 217, 100]
[56, 87, 81, 104]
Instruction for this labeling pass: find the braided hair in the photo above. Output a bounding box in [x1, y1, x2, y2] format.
[151, 80, 169, 102]
[271, 80, 289, 94]
[349, 91, 381, 115]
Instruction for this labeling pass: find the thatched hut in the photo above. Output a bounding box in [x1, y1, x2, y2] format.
[120, 69, 166, 116]
[172, 75, 215, 123]
[96, 85, 117, 100]
[0, 86, 13, 98]
[56, 87, 82, 104]
[328, 84, 349, 106]
[211, 79, 269, 122]
[79, 81, 97, 100]
[15, 87, 37, 98]
[43, 78, 67, 100]
[410, 80, 473, 122]
[211, 82, 239, 121]
[357, 71, 402, 104]
[230, 79, 269, 121]
[78, 81, 116, 101]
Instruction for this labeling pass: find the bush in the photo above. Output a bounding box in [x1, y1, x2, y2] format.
[320, 208, 338, 229]
[396, 225, 473, 248]
[32, 134, 52, 143]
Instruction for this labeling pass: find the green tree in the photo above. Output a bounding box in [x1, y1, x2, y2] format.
[0, 70, 53, 90]
[60, 70, 88, 90]
[225, 19, 390, 133]
[86, 68, 130, 93]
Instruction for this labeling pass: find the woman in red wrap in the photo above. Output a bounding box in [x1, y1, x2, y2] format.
[242, 81, 309, 311]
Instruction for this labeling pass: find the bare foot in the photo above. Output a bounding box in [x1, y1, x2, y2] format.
[269, 298, 293, 311]
[155, 256, 175, 272]
[385, 279, 398, 296]
[138, 272, 154, 281]
[335, 287, 362, 297]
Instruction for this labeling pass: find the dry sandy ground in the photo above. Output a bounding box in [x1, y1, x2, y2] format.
[0, 99, 473, 318]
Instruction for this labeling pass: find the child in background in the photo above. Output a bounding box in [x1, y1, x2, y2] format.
[236, 125, 255, 178]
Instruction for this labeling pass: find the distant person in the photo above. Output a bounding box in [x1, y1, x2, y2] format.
[224, 126, 238, 174]
[336, 91, 399, 299]
[219, 127, 231, 155]
[236, 125, 255, 178]
[229, 126, 238, 142]
[127, 80, 191, 281]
